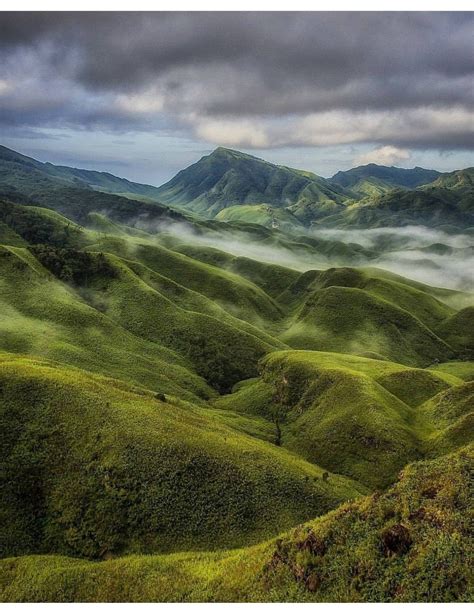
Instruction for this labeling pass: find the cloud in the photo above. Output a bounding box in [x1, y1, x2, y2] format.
[139, 219, 474, 293]
[354, 146, 411, 167]
[184, 107, 474, 150]
[0, 12, 473, 152]
[194, 117, 270, 148]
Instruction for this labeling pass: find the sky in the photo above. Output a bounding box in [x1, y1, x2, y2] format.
[0, 12, 473, 185]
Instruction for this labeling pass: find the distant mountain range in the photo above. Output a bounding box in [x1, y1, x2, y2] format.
[0, 143, 473, 230]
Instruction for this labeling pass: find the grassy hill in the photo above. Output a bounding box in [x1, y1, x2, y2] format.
[0, 245, 212, 400]
[216, 203, 304, 230]
[2, 444, 471, 602]
[277, 267, 457, 365]
[213, 350, 471, 488]
[0, 354, 364, 559]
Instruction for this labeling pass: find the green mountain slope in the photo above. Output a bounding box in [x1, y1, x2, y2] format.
[0, 353, 364, 559]
[319, 187, 474, 229]
[216, 203, 305, 230]
[2, 444, 471, 602]
[0, 144, 163, 200]
[422, 167, 474, 192]
[331, 163, 441, 190]
[155, 147, 347, 217]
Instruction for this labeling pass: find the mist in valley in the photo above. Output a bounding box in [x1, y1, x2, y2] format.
[149, 219, 474, 294]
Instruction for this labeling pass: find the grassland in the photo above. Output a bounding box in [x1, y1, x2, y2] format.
[0, 165, 472, 602]
[1, 445, 471, 602]
[0, 353, 364, 559]
[213, 350, 471, 488]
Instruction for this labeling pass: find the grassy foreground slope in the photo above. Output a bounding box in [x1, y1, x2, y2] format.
[0, 353, 364, 559]
[1, 444, 471, 602]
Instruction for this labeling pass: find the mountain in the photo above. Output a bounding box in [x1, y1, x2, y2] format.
[0, 144, 191, 230]
[0, 144, 163, 201]
[1, 144, 472, 231]
[330, 163, 442, 190]
[154, 147, 348, 217]
[318, 187, 474, 229]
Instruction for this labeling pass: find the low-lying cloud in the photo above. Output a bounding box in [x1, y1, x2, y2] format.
[121, 215, 474, 295]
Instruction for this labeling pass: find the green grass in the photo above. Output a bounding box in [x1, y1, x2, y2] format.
[280, 285, 453, 367]
[1, 444, 471, 602]
[90, 235, 284, 326]
[166, 239, 300, 299]
[436, 307, 474, 353]
[213, 350, 471, 489]
[216, 204, 304, 230]
[0, 245, 213, 400]
[428, 360, 474, 381]
[0, 353, 364, 559]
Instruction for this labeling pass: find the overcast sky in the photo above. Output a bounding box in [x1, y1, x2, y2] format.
[0, 12, 473, 185]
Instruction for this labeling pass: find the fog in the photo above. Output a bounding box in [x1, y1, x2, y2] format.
[95, 212, 474, 295]
[312, 226, 474, 292]
[161, 221, 474, 293]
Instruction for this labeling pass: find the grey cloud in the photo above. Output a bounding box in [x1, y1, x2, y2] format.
[0, 12, 473, 150]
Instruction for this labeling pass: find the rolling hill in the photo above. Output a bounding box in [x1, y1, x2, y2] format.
[0, 143, 473, 602]
[2, 444, 471, 601]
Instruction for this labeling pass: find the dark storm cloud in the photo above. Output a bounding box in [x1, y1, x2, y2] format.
[0, 12, 472, 149]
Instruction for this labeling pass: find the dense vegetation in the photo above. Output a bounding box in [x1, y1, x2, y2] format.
[1, 446, 471, 602]
[0, 144, 472, 601]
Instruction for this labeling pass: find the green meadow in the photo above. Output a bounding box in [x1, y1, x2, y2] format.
[0, 144, 473, 601]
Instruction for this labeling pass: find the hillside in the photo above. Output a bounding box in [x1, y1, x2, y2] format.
[318, 188, 474, 229]
[1, 354, 364, 559]
[2, 445, 472, 602]
[0, 144, 163, 200]
[216, 203, 305, 230]
[213, 350, 470, 488]
[331, 163, 442, 190]
[155, 147, 347, 217]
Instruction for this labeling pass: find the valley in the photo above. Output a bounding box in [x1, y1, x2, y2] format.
[0, 144, 473, 602]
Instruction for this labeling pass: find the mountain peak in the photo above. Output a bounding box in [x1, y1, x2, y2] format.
[156, 146, 347, 217]
[208, 147, 263, 162]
